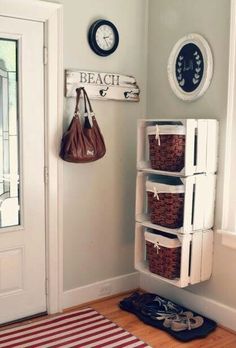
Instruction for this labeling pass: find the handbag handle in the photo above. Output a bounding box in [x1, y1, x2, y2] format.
[74, 87, 84, 116]
[74, 87, 94, 116]
[83, 87, 89, 116]
[83, 88, 94, 116]
[81, 87, 93, 129]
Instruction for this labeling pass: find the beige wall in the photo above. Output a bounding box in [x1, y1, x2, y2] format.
[45, 0, 236, 310]
[57, 0, 148, 291]
[146, 0, 236, 309]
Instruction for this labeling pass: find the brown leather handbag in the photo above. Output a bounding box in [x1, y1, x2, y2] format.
[60, 87, 106, 163]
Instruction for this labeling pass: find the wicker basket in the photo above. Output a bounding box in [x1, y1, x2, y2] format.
[145, 230, 181, 279]
[146, 179, 185, 228]
[147, 125, 185, 172]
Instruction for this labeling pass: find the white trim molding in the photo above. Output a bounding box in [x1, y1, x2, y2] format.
[218, 0, 236, 246]
[0, 0, 59, 21]
[0, 0, 64, 314]
[140, 274, 236, 331]
[63, 273, 140, 310]
[44, 2, 64, 314]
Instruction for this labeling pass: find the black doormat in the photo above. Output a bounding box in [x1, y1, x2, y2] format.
[119, 291, 217, 342]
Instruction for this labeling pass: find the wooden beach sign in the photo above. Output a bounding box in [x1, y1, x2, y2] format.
[65, 70, 140, 102]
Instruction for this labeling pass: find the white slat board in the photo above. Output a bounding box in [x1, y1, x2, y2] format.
[201, 229, 214, 281]
[65, 70, 140, 102]
[190, 231, 203, 284]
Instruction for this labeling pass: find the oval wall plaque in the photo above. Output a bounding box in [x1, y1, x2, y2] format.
[168, 34, 213, 101]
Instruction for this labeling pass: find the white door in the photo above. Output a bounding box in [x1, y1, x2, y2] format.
[0, 16, 46, 323]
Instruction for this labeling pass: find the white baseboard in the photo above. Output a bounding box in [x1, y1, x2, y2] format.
[63, 272, 236, 332]
[63, 272, 140, 309]
[140, 274, 236, 332]
[217, 229, 236, 249]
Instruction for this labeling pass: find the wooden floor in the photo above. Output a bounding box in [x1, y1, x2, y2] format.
[1, 292, 236, 348]
[80, 292, 236, 348]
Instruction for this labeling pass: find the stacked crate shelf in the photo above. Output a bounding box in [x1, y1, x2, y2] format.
[135, 119, 218, 288]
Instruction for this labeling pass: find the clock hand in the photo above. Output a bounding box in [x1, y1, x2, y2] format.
[104, 37, 110, 47]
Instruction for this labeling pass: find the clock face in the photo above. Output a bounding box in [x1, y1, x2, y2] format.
[95, 24, 115, 51]
[88, 20, 119, 57]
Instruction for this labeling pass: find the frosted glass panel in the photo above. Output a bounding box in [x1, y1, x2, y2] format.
[0, 39, 20, 228]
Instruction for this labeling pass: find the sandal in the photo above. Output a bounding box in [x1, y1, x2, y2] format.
[163, 311, 193, 328]
[171, 315, 204, 332]
[141, 295, 183, 320]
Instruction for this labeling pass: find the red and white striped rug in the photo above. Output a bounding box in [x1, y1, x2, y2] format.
[0, 308, 151, 348]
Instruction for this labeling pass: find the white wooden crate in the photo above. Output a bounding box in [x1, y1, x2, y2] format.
[137, 119, 218, 176]
[135, 172, 216, 234]
[135, 223, 213, 288]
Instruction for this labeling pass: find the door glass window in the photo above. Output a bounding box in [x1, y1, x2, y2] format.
[0, 39, 20, 228]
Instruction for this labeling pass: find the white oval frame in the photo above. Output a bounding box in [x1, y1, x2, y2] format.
[167, 33, 213, 101]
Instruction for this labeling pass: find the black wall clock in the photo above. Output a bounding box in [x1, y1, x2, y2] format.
[88, 19, 119, 57]
[168, 34, 213, 101]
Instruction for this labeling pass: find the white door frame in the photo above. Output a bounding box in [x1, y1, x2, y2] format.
[217, 0, 236, 248]
[0, 0, 64, 314]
